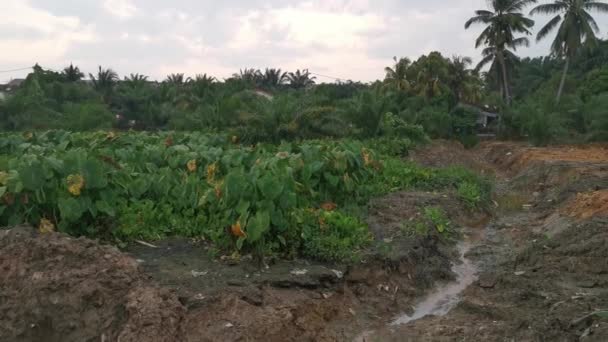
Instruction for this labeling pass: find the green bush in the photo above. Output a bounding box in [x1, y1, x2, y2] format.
[297, 209, 372, 262]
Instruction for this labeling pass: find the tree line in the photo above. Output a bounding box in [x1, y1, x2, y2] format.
[0, 0, 607, 146]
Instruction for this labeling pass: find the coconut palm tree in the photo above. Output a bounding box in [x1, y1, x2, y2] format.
[287, 69, 316, 89]
[411, 51, 450, 99]
[465, 0, 537, 104]
[531, 0, 608, 103]
[383, 57, 411, 92]
[448, 55, 485, 105]
[476, 44, 521, 99]
[62, 63, 84, 82]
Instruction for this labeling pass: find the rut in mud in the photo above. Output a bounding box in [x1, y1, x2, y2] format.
[1, 141, 608, 342]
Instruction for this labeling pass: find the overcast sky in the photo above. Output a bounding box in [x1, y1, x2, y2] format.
[1, 0, 607, 83]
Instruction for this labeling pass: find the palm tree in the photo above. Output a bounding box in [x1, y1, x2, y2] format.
[412, 51, 450, 99]
[476, 44, 521, 99]
[62, 63, 84, 82]
[384, 57, 411, 91]
[261, 68, 288, 88]
[89, 66, 118, 101]
[531, 0, 608, 103]
[287, 69, 316, 89]
[233, 68, 263, 86]
[187, 73, 216, 85]
[448, 56, 481, 105]
[123, 73, 149, 88]
[164, 73, 185, 86]
[465, 0, 537, 104]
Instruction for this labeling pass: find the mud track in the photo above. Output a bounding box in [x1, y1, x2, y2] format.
[1, 141, 607, 341]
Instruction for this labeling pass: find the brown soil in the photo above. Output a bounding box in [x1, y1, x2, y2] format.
[0, 227, 185, 342]
[363, 141, 608, 341]
[562, 190, 608, 220]
[3, 140, 608, 342]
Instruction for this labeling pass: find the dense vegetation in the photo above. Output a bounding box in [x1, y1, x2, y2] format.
[1, 0, 607, 261]
[0, 131, 488, 261]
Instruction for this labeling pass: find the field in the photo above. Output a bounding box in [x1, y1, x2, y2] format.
[0, 131, 488, 262]
[3, 132, 608, 341]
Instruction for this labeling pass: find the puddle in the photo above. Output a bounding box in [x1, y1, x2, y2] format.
[391, 241, 478, 325]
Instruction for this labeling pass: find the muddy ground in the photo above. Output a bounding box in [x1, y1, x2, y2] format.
[1, 141, 607, 341]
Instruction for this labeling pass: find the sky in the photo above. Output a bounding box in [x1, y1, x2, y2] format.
[1, 0, 607, 83]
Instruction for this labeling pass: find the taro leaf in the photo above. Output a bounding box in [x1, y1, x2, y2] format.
[236, 200, 250, 218]
[130, 177, 150, 198]
[278, 190, 297, 209]
[0, 186, 6, 198]
[58, 197, 85, 222]
[81, 159, 107, 189]
[323, 172, 340, 187]
[257, 174, 284, 201]
[247, 210, 270, 243]
[44, 157, 64, 173]
[224, 172, 245, 205]
[19, 162, 45, 191]
[96, 200, 116, 217]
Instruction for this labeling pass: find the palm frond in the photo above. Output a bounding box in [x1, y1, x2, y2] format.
[583, 1, 608, 13]
[511, 37, 531, 50]
[581, 10, 600, 32]
[530, 3, 568, 15]
[536, 15, 562, 42]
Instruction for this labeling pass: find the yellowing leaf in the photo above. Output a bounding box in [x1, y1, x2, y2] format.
[361, 148, 372, 167]
[231, 220, 246, 237]
[0, 171, 8, 185]
[67, 174, 85, 197]
[321, 202, 337, 211]
[187, 159, 197, 173]
[206, 163, 217, 183]
[39, 219, 55, 234]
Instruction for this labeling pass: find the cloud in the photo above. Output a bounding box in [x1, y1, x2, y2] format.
[2, 0, 608, 83]
[0, 0, 95, 73]
[102, 0, 137, 19]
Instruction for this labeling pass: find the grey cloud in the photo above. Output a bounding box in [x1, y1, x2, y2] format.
[8, 0, 608, 82]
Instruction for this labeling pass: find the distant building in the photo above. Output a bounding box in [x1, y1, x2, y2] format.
[0, 79, 25, 98]
[476, 109, 499, 128]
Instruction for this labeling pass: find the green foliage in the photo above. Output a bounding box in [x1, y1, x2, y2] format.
[0, 131, 492, 261]
[423, 207, 451, 235]
[400, 206, 452, 239]
[297, 209, 372, 262]
[584, 94, 608, 141]
[457, 182, 483, 209]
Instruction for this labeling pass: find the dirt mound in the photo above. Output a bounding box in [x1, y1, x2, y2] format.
[481, 142, 608, 175]
[562, 190, 608, 220]
[0, 226, 185, 342]
[409, 140, 493, 175]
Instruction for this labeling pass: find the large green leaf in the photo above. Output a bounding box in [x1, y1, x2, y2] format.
[81, 159, 107, 189]
[58, 197, 85, 222]
[19, 162, 45, 191]
[247, 210, 270, 243]
[96, 200, 116, 217]
[257, 174, 284, 200]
